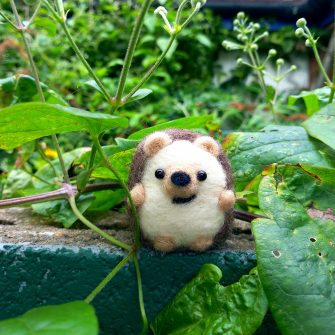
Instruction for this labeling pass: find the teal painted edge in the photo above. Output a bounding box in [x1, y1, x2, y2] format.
[0, 244, 278, 335]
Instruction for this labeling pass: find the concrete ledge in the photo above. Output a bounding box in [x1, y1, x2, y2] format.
[0, 208, 279, 334]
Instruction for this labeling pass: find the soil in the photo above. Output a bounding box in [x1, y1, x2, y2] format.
[0, 208, 254, 250]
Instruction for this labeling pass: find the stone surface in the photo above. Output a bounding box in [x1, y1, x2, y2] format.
[0, 208, 279, 334]
[0, 207, 254, 250]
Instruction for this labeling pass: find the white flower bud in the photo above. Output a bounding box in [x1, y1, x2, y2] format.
[276, 58, 284, 66]
[295, 28, 304, 38]
[296, 18, 307, 28]
[237, 12, 245, 20]
[268, 49, 277, 57]
[305, 39, 313, 47]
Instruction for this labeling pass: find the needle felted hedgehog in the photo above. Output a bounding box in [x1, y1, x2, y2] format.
[129, 129, 235, 252]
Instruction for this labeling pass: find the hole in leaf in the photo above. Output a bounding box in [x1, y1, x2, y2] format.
[318, 252, 322, 257]
[272, 250, 281, 258]
[310, 237, 317, 242]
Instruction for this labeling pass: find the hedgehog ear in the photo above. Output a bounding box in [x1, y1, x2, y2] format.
[194, 136, 220, 157]
[143, 132, 172, 156]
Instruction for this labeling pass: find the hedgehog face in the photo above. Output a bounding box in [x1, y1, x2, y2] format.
[142, 133, 227, 206]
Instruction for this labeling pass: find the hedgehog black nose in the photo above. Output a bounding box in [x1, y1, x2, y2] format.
[171, 171, 191, 187]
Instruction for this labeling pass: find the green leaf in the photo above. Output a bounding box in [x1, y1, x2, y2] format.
[151, 264, 268, 335]
[252, 164, 335, 335]
[129, 115, 212, 140]
[34, 148, 89, 188]
[126, 88, 153, 104]
[114, 138, 140, 150]
[0, 301, 98, 335]
[83, 80, 104, 95]
[33, 17, 57, 36]
[32, 193, 94, 228]
[222, 40, 243, 50]
[224, 125, 335, 191]
[88, 189, 126, 211]
[92, 149, 134, 182]
[0, 102, 128, 149]
[288, 86, 334, 116]
[302, 102, 335, 151]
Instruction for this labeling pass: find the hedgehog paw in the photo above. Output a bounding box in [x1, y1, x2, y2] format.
[189, 236, 213, 252]
[130, 183, 145, 207]
[153, 236, 176, 252]
[218, 190, 235, 211]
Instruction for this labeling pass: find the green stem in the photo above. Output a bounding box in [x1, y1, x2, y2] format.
[123, 35, 176, 102]
[133, 254, 149, 335]
[0, 9, 17, 29]
[180, 2, 200, 29]
[175, 0, 189, 25]
[311, 43, 332, 86]
[43, 0, 111, 103]
[22, 165, 53, 185]
[85, 252, 133, 304]
[114, 0, 153, 106]
[36, 142, 58, 177]
[92, 136, 141, 248]
[328, 51, 335, 103]
[11, 0, 70, 184]
[68, 196, 132, 251]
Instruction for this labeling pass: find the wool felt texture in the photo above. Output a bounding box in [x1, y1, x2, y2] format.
[129, 129, 234, 251]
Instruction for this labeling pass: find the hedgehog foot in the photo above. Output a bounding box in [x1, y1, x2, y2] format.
[153, 236, 176, 252]
[218, 190, 235, 211]
[189, 236, 213, 251]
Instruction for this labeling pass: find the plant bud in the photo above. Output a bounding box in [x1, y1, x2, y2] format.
[305, 39, 313, 47]
[237, 12, 245, 20]
[250, 43, 258, 51]
[290, 65, 297, 71]
[191, 0, 206, 7]
[241, 36, 248, 42]
[237, 33, 243, 40]
[295, 28, 304, 38]
[236, 58, 244, 65]
[233, 19, 239, 26]
[296, 18, 307, 28]
[268, 49, 277, 57]
[253, 23, 260, 30]
[276, 58, 284, 66]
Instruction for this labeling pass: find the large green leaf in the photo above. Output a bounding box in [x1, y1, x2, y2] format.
[224, 125, 335, 191]
[303, 102, 335, 151]
[0, 102, 128, 149]
[151, 264, 268, 335]
[128, 115, 212, 140]
[288, 86, 333, 116]
[0, 301, 98, 335]
[92, 149, 134, 182]
[252, 164, 335, 335]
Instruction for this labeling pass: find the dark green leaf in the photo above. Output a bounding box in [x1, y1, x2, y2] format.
[151, 264, 268, 335]
[32, 193, 94, 228]
[288, 87, 334, 116]
[114, 138, 140, 150]
[126, 88, 153, 104]
[252, 164, 335, 335]
[224, 125, 335, 191]
[92, 149, 134, 182]
[302, 102, 335, 150]
[129, 115, 212, 140]
[88, 189, 126, 211]
[0, 301, 98, 335]
[0, 102, 128, 149]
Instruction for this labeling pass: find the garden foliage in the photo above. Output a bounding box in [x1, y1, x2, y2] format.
[0, 1, 334, 334]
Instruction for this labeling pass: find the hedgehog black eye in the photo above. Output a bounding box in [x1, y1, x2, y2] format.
[155, 169, 165, 179]
[197, 170, 207, 181]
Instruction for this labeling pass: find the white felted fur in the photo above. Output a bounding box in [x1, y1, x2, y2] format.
[140, 140, 228, 247]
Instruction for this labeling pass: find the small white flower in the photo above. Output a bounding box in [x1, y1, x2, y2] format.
[154, 6, 168, 16]
[154, 5, 174, 34]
